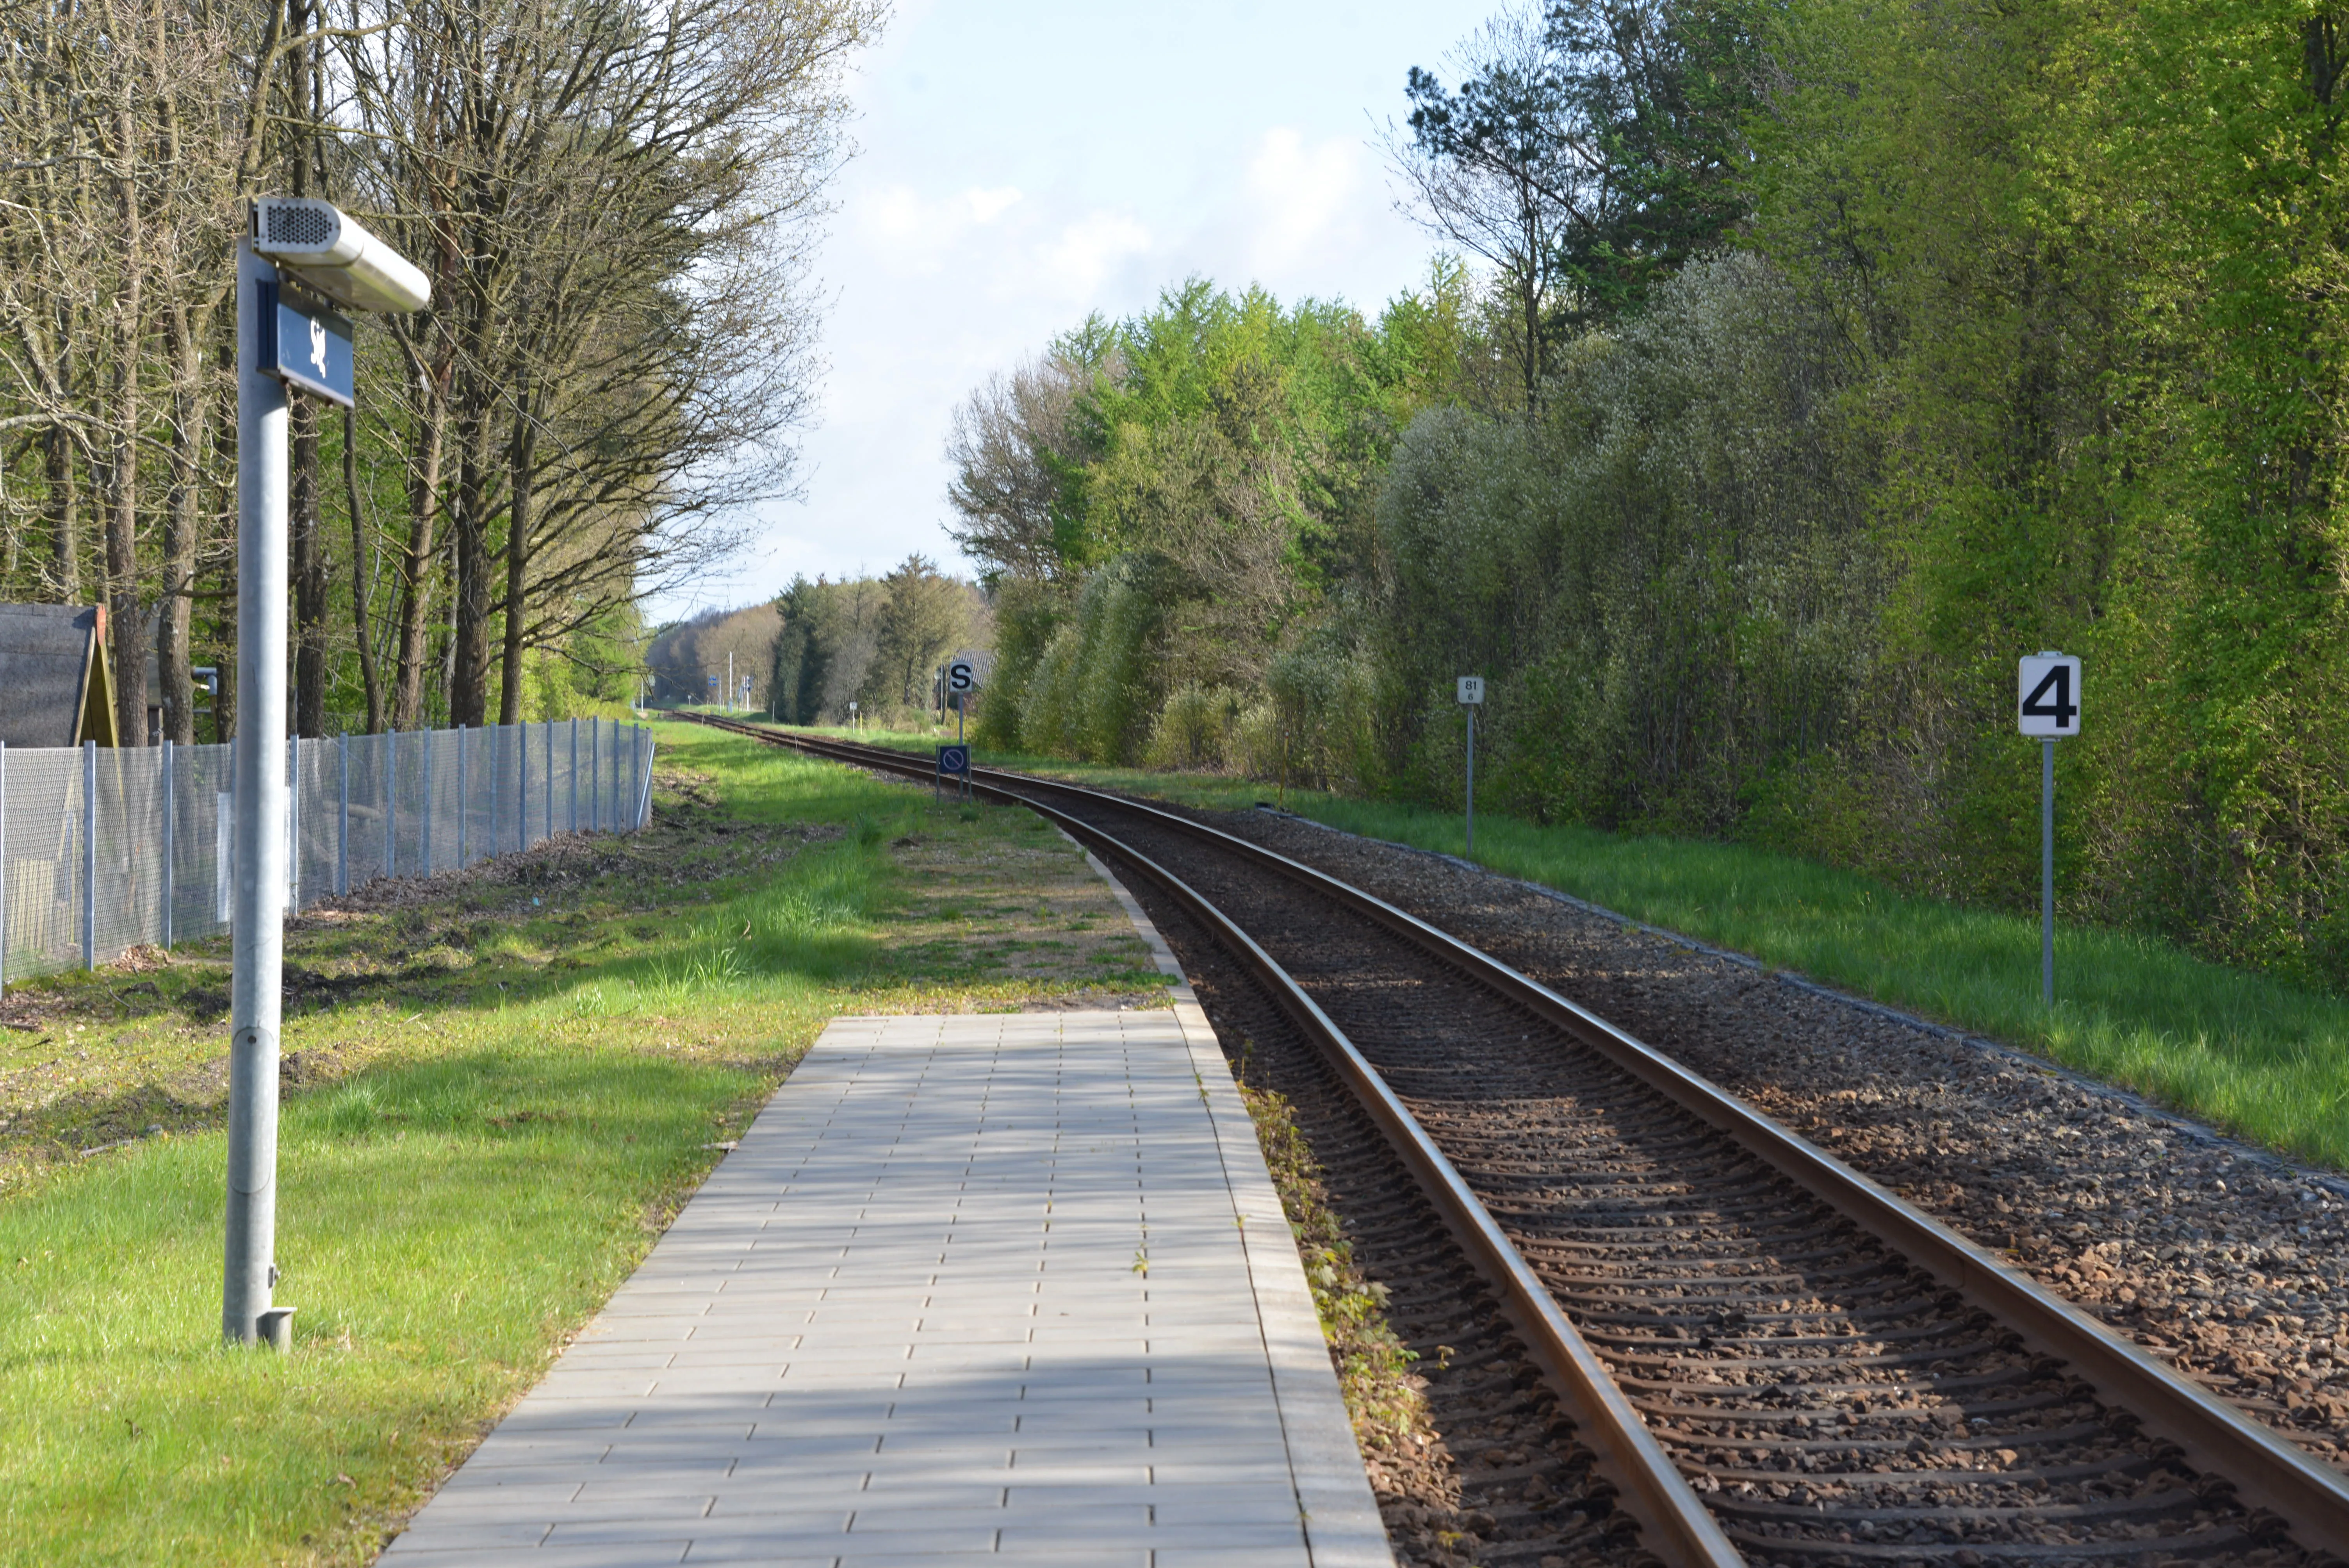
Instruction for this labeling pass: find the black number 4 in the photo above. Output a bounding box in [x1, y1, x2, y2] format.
[2023, 665, 2077, 729]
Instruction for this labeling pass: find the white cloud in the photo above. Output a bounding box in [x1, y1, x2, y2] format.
[1240, 127, 1368, 279]
[964, 185, 1023, 223]
[1036, 211, 1153, 300]
[852, 184, 1031, 276]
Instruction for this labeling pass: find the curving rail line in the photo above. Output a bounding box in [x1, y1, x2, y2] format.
[680, 714, 2349, 1568]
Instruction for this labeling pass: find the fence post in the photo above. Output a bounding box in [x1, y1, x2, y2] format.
[386, 731, 397, 878]
[162, 739, 175, 951]
[590, 718, 600, 831]
[569, 718, 578, 834]
[218, 736, 235, 926]
[1, 740, 9, 992]
[337, 734, 349, 896]
[286, 739, 299, 914]
[457, 725, 469, 866]
[544, 721, 554, 844]
[479, 727, 493, 864]
[421, 730, 433, 875]
[516, 723, 527, 852]
[82, 739, 95, 970]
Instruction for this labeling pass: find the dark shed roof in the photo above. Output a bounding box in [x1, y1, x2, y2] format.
[0, 605, 119, 748]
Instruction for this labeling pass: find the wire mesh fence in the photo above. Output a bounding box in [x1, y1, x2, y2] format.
[0, 718, 654, 987]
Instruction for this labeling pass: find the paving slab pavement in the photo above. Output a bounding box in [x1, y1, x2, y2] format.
[381, 864, 1392, 1567]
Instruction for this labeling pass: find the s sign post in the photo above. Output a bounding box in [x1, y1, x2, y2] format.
[2018, 651, 2081, 1006]
[946, 659, 976, 747]
[1458, 676, 1485, 856]
[230, 198, 428, 1350]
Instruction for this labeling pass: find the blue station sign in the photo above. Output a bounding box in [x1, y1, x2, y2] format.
[259, 280, 355, 407]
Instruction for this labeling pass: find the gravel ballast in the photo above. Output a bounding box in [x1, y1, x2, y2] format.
[1201, 807, 2349, 1473]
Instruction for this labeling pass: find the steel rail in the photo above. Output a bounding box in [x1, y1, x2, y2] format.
[682, 715, 1734, 1566]
[684, 715, 2349, 1559]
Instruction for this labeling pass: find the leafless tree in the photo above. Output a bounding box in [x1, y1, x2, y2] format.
[944, 354, 1091, 582]
[334, 0, 877, 727]
[1384, 3, 1592, 410]
[1, 0, 875, 746]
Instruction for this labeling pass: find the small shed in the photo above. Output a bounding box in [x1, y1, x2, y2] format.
[0, 605, 121, 748]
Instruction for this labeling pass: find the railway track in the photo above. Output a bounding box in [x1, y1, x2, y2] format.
[683, 715, 2349, 1568]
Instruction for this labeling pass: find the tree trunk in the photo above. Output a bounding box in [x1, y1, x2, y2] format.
[449, 374, 495, 727]
[157, 297, 211, 746]
[347, 405, 384, 733]
[107, 90, 147, 745]
[392, 347, 450, 729]
[48, 422, 80, 600]
[155, 30, 203, 747]
[497, 380, 536, 724]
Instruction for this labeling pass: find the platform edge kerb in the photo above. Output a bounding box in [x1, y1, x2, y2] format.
[1066, 831, 1398, 1568]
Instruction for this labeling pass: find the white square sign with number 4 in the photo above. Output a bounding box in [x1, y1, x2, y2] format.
[2018, 653, 2081, 737]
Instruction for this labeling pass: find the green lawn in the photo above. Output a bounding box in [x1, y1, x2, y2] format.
[0, 721, 1162, 1565]
[768, 718, 2349, 1173]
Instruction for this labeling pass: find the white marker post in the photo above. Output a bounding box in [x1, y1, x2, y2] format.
[228, 198, 428, 1350]
[1457, 676, 1485, 856]
[2018, 651, 2081, 1006]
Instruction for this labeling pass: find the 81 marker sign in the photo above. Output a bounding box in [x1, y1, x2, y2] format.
[2018, 652, 2081, 737]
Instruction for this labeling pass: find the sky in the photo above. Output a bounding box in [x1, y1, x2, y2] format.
[658, 0, 1495, 617]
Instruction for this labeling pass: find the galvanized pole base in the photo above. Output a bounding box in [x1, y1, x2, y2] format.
[224, 237, 291, 1348]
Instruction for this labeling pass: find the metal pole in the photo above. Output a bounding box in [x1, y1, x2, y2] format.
[590, 718, 599, 831]
[489, 725, 501, 858]
[385, 731, 397, 877]
[1465, 707, 1476, 859]
[2042, 736, 2055, 1006]
[162, 739, 175, 950]
[569, 718, 578, 834]
[544, 721, 553, 843]
[225, 235, 290, 1348]
[82, 739, 96, 970]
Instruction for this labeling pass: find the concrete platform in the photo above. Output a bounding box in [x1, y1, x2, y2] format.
[381, 914, 1391, 1566]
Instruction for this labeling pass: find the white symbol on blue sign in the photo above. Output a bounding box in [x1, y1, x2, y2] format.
[937, 745, 970, 777]
[264, 282, 355, 407]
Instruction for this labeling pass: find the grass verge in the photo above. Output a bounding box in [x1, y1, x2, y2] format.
[0, 720, 1164, 1565]
[787, 720, 2349, 1173]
